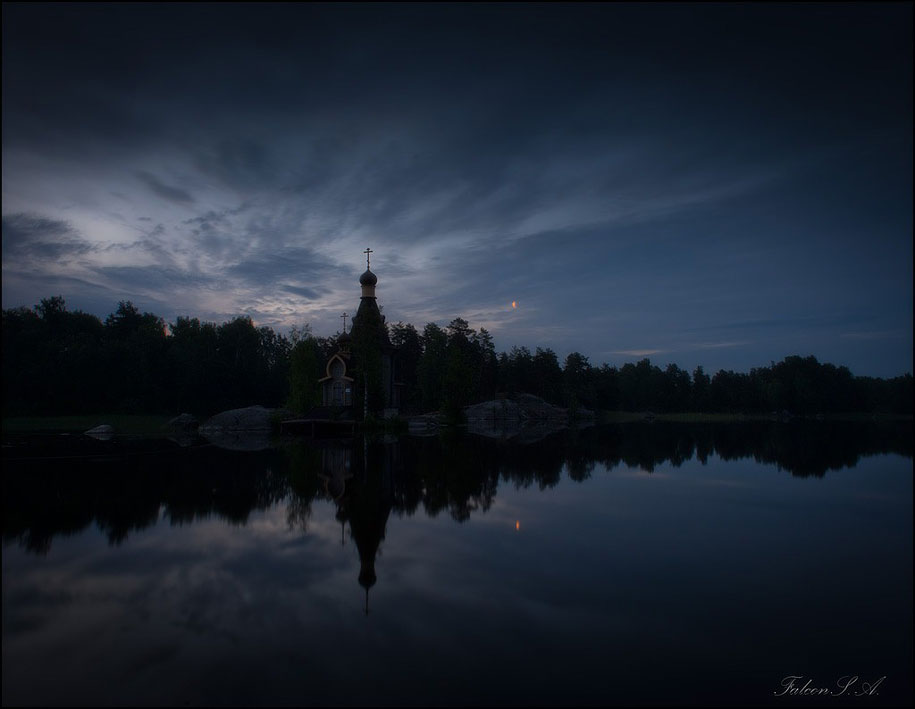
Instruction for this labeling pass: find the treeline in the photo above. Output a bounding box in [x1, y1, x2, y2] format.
[2, 297, 289, 415]
[385, 319, 911, 416]
[2, 297, 912, 417]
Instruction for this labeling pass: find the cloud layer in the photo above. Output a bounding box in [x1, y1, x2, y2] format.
[2, 4, 912, 376]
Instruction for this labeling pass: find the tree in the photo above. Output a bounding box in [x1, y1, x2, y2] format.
[417, 323, 447, 411]
[501, 346, 534, 396]
[474, 328, 498, 402]
[441, 318, 480, 420]
[532, 348, 563, 404]
[390, 322, 423, 413]
[692, 365, 711, 412]
[563, 352, 595, 410]
[287, 336, 322, 414]
[166, 316, 219, 412]
[36, 295, 67, 322]
[594, 364, 620, 410]
[103, 301, 168, 412]
[663, 364, 691, 412]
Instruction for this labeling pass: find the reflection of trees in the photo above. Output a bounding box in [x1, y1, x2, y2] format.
[3, 420, 912, 554]
[2, 436, 290, 554]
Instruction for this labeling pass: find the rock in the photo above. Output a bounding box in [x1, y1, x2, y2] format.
[198, 405, 297, 450]
[164, 413, 199, 433]
[272, 408, 298, 422]
[199, 405, 275, 434]
[465, 394, 568, 423]
[464, 399, 521, 423]
[163, 414, 200, 446]
[168, 432, 198, 448]
[406, 413, 442, 436]
[201, 430, 273, 452]
[84, 424, 114, 441]
[463, 394, 582, 443]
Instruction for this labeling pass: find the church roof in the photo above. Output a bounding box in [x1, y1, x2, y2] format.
[359, 269, 377, 286]
[352, 296, 392, 348]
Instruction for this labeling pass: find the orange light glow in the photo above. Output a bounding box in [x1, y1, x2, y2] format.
[515, 520, 520, 531]
[512, 301, 517, 309]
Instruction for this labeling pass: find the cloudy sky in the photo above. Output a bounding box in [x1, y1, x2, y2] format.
[2, 3, 912, 376]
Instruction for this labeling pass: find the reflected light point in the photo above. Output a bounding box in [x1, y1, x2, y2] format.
[515, 520, 520, 531]
[512, 301, 517, 309]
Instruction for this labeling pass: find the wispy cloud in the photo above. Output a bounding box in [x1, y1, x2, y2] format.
[611, 349, 664, 357]
[1, 213, 94, 262]
[1, 4, 911, 377]
[281, 284, 321, 300]
[135, 171, 195, 205]
[840, 331, 902, 340]
[692, 341, 752, 349]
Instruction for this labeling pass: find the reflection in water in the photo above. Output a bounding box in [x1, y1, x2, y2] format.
[3, 420, 911, 557]
[2, 420, 912, 705]
[318, 441, 394, 614]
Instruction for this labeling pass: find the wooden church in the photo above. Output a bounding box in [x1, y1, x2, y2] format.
[319, 249, 402, 418]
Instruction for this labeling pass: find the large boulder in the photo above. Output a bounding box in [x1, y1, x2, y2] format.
[198, 406, 298, 451]
[85, 424, 114, 441]
[464, 394, 569, 423]
[199, 405, 275, 434]
[200, 430, 273, 452]
[464, 394, 592, 442]
[162, 413, 200, 447]
[164, 413, 199, 433]
[406, 413, 442, 436]
[464, 399, 522, 423]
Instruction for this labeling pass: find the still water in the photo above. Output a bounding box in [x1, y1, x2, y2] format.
[2, 422, 912, 706]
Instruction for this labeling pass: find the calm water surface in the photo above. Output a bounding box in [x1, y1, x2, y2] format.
[2, 422, 912, 706]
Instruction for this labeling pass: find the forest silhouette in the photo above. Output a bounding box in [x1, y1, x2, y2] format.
[2, 296, 912, 417]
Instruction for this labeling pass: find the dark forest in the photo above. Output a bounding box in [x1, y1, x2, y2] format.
[3, 297, 912, 418]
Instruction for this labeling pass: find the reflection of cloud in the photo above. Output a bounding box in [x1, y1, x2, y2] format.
[695, 478, 754, 489]
[614, 468, 673, 479]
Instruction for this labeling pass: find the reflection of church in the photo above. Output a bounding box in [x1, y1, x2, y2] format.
[319, 439, 397, 615]
[319, 249, 402, 417]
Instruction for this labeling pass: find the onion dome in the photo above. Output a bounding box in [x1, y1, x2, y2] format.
[338, 329, 352, 346]
[359, 269, 377, 287]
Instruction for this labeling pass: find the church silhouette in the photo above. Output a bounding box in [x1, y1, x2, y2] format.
[319, 249, 403, 419]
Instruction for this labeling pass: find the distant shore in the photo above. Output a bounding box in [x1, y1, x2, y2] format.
[1, 414, 173, 436]
[598, 411, 914, 423]
[3, 411, 911, 436]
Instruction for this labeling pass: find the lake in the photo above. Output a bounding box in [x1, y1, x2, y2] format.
[2, 421, 912, 706]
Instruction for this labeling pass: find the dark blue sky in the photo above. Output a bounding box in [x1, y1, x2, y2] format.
[2, 3, 911, 376]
